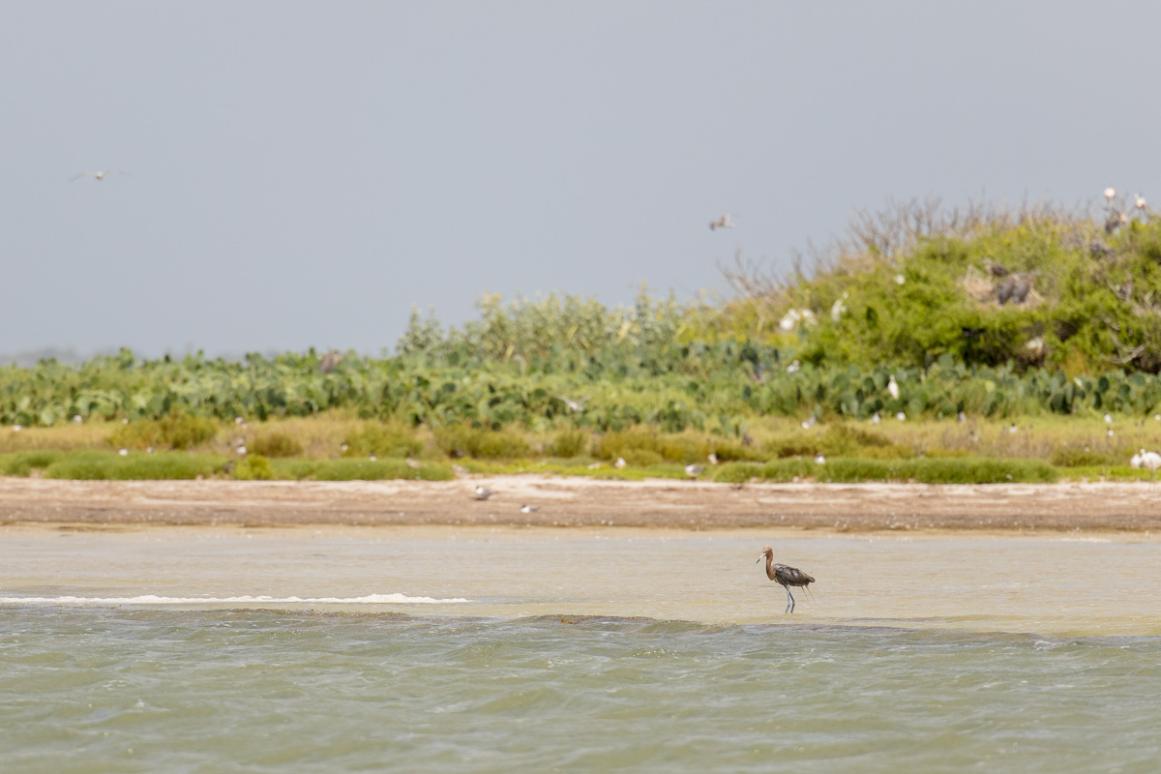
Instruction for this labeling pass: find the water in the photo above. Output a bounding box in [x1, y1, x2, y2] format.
[2, 527, 1161, 771]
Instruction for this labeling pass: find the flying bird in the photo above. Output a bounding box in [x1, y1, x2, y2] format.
[70, 170, 125, 182]
[757, 545, 815, 614]
[708, 213, 736, 231]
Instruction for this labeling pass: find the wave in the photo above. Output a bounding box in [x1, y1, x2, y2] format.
[0, 593, 471, 606]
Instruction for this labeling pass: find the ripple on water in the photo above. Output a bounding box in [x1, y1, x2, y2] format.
[1, 608, 1159, 772]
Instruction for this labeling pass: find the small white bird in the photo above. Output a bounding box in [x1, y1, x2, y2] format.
[786, 360, 801, 374]
[684, 464, 704, 477]
[707, 452, 719, 465]
[1008, 423, 1018, 434]
[236, 446, 247, 456]
[235, 416, 245, 425]
[519, 504, 539, 514]
[1130, 452, 1143, 469]
[72, 414, 83, 424]
[614, 457, 627, 469]
[368, 454, 378, 461]
[70, 170, 125, 182]
[708, 213, 736, 231]
[801, 416, 816, 430]
[340, 443, 350, 453]
[957, 411, 966, 423]
[118, 448, 128, 456]
[1107, 429, 1115, 439]
[473, 485, 494, 501]
[1105, 186, 1117, 201]
[814, 454, 826, 465]
[559, 396, 586, 413]
[887, 376, 900, 400]
[895, 411, 907, 422]
[1135, 194, 1148, 211]
[871, 412, 881, 425]
[1104, 413, 1113, 425]
[894, 274, 906, 286]
[1140, 450, 1161, 471]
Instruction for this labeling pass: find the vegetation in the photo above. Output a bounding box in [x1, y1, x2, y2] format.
[4, 195, 1161, 482]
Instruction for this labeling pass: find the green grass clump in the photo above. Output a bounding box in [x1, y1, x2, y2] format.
[547, 429, 589, 458]
[714, 457, 1057, 484]
[44, 451, 226, 480]
[1049, 447, 1121, 467]
[108, 414, 218, 451]
[233, 454, 274, 480]
[0, 451, 61, 476]
[434, 427, 531, 459]
[310, 458, 454, 481]
[249, 432, 303, 458]
[343, 423, 423, 458]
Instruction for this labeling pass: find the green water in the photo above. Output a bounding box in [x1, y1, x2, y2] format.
[0, 610, 1158, 772]
[3, 527, 1161, 771]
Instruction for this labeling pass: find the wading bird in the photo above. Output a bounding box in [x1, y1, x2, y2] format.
[757, 545, 815, 613]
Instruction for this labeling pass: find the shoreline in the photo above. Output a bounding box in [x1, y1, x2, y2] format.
[3, 476, 1161, 531]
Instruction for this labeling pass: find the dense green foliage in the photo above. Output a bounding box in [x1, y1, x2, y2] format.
[3, 203, 1161, 431]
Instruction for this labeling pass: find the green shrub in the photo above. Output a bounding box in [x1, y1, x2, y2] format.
[547, 429, 589, 458]
[622, 448, 664, 466]
[233, 454, 274, 480]
[44, 452, 225, 480]
[249, 432, 303, 458]
[434, 427, 530, 459]
[108, 414, 218, 451]
[343, 423, 423, 458]
[726, 456, 1057, 484]
[1050, 447, 1120, 467]
[0, 451, 61, 476]
[311, 458, 454, 481]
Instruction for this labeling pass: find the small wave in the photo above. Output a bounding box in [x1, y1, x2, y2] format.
[0, 593, 471, 606]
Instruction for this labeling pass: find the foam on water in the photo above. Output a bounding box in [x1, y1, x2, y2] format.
[0, 593, 471, 606]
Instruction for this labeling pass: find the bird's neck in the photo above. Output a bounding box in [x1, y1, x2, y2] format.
[765, 555, 776, 581]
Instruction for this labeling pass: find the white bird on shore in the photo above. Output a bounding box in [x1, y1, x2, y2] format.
[614, 457, 626, 469]
[473, 485, 495, 501]
[871, 412, 881, 424]
[1104, 413, 1113, 425]
[236, 445, 247, 456]
[887, 375, 900, 400]
[1139, 450, 1161, 471]
[708, 452, 719, 465]
[684, 464, 704, 477]
[895, 411, 907, 421]
[1131, 451, 1143, 469]
[708, 213, 736, 231]
[118, 448, 128, 456]
[519, 504, 539, 514]
[814, 454, 826, 465]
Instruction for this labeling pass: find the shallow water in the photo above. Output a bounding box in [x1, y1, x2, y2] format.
[2, 527, 1161, 771]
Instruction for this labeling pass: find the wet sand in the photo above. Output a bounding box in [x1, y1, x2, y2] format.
[3, 525, 1160, 636]
[2, 476, 1161, 531]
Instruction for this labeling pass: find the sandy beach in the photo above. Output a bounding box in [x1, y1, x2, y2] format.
[2, 476, 1161, 531]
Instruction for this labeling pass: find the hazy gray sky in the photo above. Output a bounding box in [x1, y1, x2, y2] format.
[2, 1, 1158, 356]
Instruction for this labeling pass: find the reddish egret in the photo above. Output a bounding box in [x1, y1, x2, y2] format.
[757, 545, 815, 613]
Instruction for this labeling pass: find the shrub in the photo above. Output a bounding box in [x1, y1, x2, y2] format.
[547, 429, 589, 458]
[249, 432, 303, 458]
[234, 454, 274, 480]
[0, 451, 61, 476]
[311, 459, 454, 481]
[1050, 447, 1120, 467]
[44, 452, 225, 480]
[434, 427, 530, 459]
[343, 423, 423, 458]
[108, 414, 218, 451]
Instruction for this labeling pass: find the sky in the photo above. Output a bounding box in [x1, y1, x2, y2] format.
[1, 1, 1159, 358]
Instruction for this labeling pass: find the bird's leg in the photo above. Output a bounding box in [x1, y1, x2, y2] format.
[784, 587, 795, 614]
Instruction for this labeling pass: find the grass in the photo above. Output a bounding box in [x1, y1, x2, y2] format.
[2, 414, 1160, 482]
